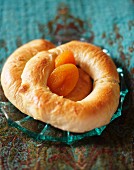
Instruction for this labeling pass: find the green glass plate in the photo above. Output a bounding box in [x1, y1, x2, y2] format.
[0, 67, 128, 145]
[0, 58, 128, 145]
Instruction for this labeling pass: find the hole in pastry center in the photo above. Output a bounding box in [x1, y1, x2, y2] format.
[65, 67, 93, 101]
[47, 51, 93, 101]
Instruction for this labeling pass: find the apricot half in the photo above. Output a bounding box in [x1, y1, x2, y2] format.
[55, 51, 76, 67]
[47, 64, 79, 96]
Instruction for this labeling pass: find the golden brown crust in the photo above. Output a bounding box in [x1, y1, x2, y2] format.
[1, 40, 120, 133]
[1, 39, 55, 111]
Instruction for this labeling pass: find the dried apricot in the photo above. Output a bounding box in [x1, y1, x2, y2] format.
[55, 51, 76, 67]
[65, 68, 92, 101]
[47, 64, 79, 96]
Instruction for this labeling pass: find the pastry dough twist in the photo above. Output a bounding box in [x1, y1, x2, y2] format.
[1, 39, 120, 133]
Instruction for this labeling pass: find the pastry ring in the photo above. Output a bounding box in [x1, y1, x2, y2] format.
[1, 39, 120, 133]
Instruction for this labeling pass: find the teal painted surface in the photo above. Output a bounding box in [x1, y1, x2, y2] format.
[0, 0, 134, 70]
[0, 0, 134, 169]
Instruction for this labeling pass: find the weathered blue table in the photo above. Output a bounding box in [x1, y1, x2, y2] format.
[0, 0, 134, 169]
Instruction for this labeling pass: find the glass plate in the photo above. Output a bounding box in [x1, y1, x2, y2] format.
[0, 61, 128, 145]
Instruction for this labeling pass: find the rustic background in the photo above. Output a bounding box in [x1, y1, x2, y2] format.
[0, 0, 134, 169]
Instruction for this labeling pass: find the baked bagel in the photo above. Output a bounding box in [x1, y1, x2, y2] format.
[1, 39, 120, 133]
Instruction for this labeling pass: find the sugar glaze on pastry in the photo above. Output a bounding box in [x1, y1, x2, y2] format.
[1, 39, 120, 133]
